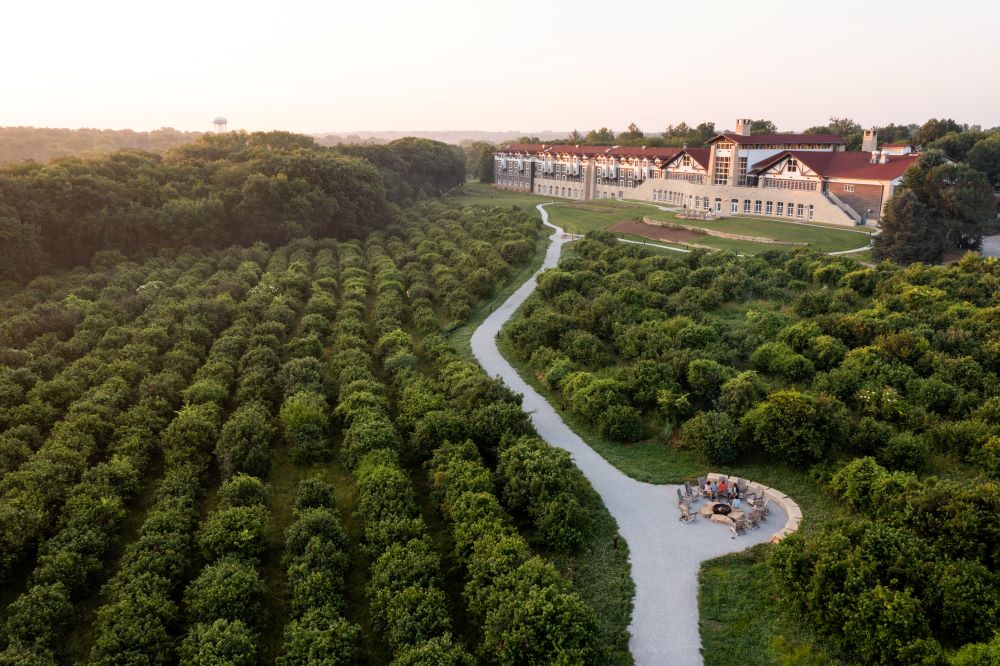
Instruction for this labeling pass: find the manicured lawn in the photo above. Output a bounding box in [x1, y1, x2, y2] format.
[451, 183, 873, 255]
[645, 211, 872, 253]
[450, 182, 658, 235]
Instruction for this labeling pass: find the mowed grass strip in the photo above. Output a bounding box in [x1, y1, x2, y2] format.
[645, 211, 872, 253]
[452, 182, 873, 254]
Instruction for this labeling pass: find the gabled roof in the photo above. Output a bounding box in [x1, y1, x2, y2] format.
[750, 150, 921, 181]
[661, 148, 711, 170]
[708, 133, 847, 146]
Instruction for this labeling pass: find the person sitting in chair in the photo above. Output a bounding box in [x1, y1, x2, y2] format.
[717, 479, 728, 501]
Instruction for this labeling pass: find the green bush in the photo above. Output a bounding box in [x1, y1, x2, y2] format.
[598, 404, 645, 442]
[197, 506, 268, 562]
[179, 619, 258, 666]
[680, 411, 739, 464]
[740, 390, 849, 466]
[277, 607, 359, 666]
[216, 401, 275, 478]
[280, 391, 330, 464]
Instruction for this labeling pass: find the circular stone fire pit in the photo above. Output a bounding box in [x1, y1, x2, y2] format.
[712, 503, 732, 516]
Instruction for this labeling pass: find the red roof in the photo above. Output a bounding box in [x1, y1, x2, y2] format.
[750, 151, 920, 181]
[709, 133, 847, 146]
[498, 144, 681, 161]
[662, 148, 711, 170]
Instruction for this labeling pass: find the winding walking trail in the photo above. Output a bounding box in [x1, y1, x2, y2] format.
[471, 204, 786, 666]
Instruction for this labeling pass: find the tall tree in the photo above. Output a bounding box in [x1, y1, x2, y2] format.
[583, 128, 616, 145]
[0, 208, 47, 282]
[923, 162, 997, 250]
[872, 190, 943, 263]
[913, 118, 967, 148]
[567, 129, 583, 143]
[967, 136, 1000, 186]
[750, 119, 777, 134]
[464, 141, 496, 183]
[623, 123, 644, 140]
[927, 131, 986, 161]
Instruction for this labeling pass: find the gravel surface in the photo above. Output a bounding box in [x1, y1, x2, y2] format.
[470, 203, 787, 666]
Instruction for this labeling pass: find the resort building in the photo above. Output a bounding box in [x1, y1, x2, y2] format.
[494, 120, 920, 226]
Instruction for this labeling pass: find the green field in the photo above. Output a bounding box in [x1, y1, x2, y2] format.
[644, 210, 873, 254]
[451, 182, 873, 255]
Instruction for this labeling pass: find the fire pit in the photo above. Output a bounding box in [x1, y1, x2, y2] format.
[712, 503, 732, 516]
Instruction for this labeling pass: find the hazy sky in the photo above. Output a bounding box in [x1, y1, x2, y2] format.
[3, 0, 998, 134]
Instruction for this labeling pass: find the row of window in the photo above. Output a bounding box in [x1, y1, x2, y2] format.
[656, 192, 816, 220]
[535, 184, 581, 198]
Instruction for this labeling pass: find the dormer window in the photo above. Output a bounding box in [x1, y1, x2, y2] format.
[786, 158, 798, 173]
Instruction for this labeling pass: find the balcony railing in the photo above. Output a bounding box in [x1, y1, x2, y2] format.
[662, 172, 706, 184]
[763, 178, 818, 191]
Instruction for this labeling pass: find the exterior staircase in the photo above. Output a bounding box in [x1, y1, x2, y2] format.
[822, 189, 862, 224]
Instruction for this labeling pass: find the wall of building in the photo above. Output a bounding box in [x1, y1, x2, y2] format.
[827, 181, 885, 222]
[630, 179, 858, 226]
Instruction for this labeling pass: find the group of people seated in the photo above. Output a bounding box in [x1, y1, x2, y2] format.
[703, 479, 741, 508]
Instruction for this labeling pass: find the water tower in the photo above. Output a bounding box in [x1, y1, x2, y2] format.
[212, 116, 228, 133]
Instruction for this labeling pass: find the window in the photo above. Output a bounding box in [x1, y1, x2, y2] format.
[754, 200, 762, 214]
[843, 184, 855, 192]
[766, 201, 773, 214]
[681, 155, 691, 167]
[787, 203, 795, 217]
[808, 205, 815, 220]
[715, 198, 722, 212]
[776, 202, 784, 215]
[743, 199, 751, 214]
[786, 158, 798, 173]
[731, 199, 738, 213]
[703, 198, 710, 211]
[796, 203, 804, 218]
[713, 155, 731, 185]
[737, 157, 748, 186]
[694, 196, 700, 209]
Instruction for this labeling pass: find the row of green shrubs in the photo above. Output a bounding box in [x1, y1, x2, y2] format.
[85, 245, 302, 663]
[177, 247, 318, 664]
[0, 261, 244, 662]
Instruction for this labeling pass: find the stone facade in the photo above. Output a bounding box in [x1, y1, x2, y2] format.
[495, 123, 920, 227]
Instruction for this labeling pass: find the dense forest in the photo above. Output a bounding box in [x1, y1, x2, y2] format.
[0, 203, 632, 664]
[505, 234, 1000, 663]
[0, 127, 203, 165]
[0, 132, 466, 285]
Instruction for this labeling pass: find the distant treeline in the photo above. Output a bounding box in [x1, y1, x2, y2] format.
[0, 131, 466, 282]
[0, 127, 203, 165]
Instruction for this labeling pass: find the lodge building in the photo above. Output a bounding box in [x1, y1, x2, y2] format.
[494, 119, 920, 226]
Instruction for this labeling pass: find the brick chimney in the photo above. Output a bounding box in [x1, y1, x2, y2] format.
[862, 128, 878, 153]
[735, 119, 752, 136]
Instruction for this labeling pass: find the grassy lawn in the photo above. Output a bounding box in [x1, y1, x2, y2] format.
[699, 546, 842, 666]
[450, 182, 873, 256]
[450, 182, 658, 235]
[645, 211, 872, 253]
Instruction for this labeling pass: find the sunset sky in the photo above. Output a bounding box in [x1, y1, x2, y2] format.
[3, 0, 998, 134]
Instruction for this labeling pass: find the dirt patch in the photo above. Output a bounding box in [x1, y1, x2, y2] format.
[609, 219, 705, 244]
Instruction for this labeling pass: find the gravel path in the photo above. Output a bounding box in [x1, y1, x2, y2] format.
[471, 204, 786, 666]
